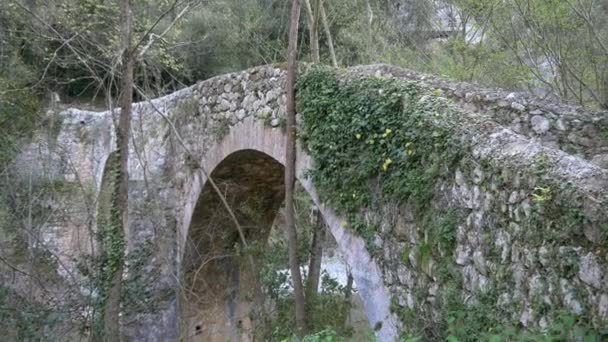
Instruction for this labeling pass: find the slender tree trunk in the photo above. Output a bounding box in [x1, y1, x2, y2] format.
[305, 209, 325, 330]
[306, 209, 324, 296]
[103, 0, 133, 339]
[285, 0, 306, 334]
[366, 0, 374, 61]
[601, 70, 608, 109]
[103, 261, 123, 341]
[319, 0, 338, 67]
[304, 0, 321, 63]
[343, 270, 354, 330]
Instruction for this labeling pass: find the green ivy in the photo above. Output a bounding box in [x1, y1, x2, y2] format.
[298, 66, 461, 250]
[297, 66, 466, 339]
[296, 66, 607, 341]
[92, 151, 126, 337]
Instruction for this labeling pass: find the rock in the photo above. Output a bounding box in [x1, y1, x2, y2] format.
[560, 279, 584, 314]
[508, 191, 519, 204]
[472, 167, 484, 184]
[521, 199, 532, 218]
[236, 109, 246, 121]
[530, 115, 550, 134]
[538, 246, 550, 267]
[498, 293, 511, 307]
[513, 264, 527, 290]
[497, 100, 510, 107]
[397, 266, 414, 287]
[584, 224, 604, 244]
[471, 186, 482, 208]
[591, 154, 608, 168]
[528, 273, 544, 295]
[511, 102, 526, 111]
[218, 99, 231, 111]
[455, 170, 465, 187]
[568, 132, 595, 147]
[523, 249, 537, 268]
[463, 265, 480, 291]
[406, 292, 415, 309]
[599, 294, 608, 320]
[472, 250, 487, 275]
[456, 244, 471, 265]
[520, 306, 533, 327]
[578, 253, 604, 289]
[496, 231, 511, 264]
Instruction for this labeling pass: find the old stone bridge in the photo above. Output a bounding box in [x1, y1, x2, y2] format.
[22, 64, 608, 341]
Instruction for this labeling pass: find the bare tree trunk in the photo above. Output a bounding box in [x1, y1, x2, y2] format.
[366, 0, 374, 61]
[103, 0, 133, 339]
[285, 0, 306, 335]
[601, 70, 608, 110]
[343, 269, 354, 330]
[306, 209, 324, 296]
[304, 0, 321, 63]
[305, 209, 324, 331]
[319, 0, 338, 67]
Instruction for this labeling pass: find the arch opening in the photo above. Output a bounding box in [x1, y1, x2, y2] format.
[179, 149, 369, 341]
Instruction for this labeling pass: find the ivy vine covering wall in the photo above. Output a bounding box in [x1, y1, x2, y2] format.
[297, 67, 608, 340]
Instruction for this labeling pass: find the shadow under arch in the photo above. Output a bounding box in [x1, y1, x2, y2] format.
[179, 149, 287, 341]
[178, 126, 398, 341]
[180, 148, 372, 341]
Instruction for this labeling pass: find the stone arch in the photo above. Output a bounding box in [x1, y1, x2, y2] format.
[177, 118, 399, 341]
[179, 149, 285, 341]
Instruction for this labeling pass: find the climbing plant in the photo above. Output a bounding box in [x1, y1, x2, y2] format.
[297, 66, 607, 341]
[298, 66, 466, 339]
[298, 66, 462, 248]
[93, 151, 125, 338]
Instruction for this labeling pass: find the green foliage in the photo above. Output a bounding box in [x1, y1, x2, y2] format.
[401, 286, 607, 342]
[0, 286, 65, 340]
[531, 186, 553, 204]
[175, 0, 290, 80]
[259, 270, 355, 341]
[446, 311, 607, 342]
[253, 185, 359, 340]
[121, 241, 169, 315]
[297, 66, 608, 341]
[3, 0, 608, 109]
[0, 78, 42, 165]
[298, 66, 466, 340]
[91, 151, 126, 337]
[298, 66, 461, 246]
[452, 0, 608, 108]
[0, 176, 86, 340]
[295, 328, 351, 342]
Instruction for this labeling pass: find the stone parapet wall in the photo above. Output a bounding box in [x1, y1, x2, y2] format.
[350, 64, 608, 169]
